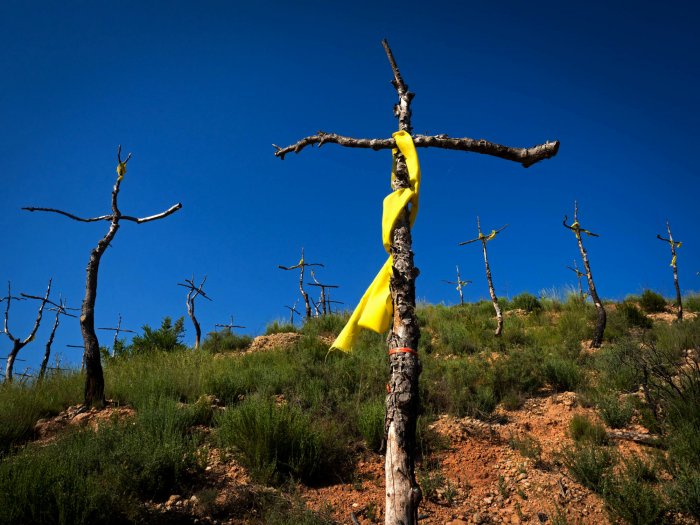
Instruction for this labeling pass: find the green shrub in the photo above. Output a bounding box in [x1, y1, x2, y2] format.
[508, 433, 543, 465]
[216, 395, 348, 485]
[543, 355, 582, 392]
[603, 455, 667, 525]
[510, 292, 543, 313]
[685, 293, 700, 313]
[639, 290, 667, 313]
[356, 399, 385, 452]
[265, 320, 299, 334]
[569, 414, 608, 445]
[617, 301, 653, 329]
[202, 329, 252, 353]
[596, 394, 634, 429]
[127, 316, 186, 354]
[560, 444, 615, 492]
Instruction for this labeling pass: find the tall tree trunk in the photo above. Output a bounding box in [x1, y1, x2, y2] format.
[299, 263, 312, 319]
[187, 300, 202, 349]
[482, 241, 503, 336]
[5, 340, 23, 382]
[39, 310, 61, 379]
[383, 40, 422, 525]
[82, 220, 118, 407]
[575, 233, 606, 347]
[672, 261, 682, 321]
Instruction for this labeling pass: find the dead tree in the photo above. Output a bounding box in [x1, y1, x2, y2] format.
[215, 316, 245, 333]
[443, 265, 472, 306]
[566, 260, 587, 301]
[274, 39, 558, 525]
[98, 313, 136, 356]
[308, 269, 340, 316]
[2, 280, 52, 381]
[29, 295, 78, 379]
[284, 300, 301, 326]
[563, 201, 606, 348]
[459, 220, 508, 336]
[177, 275, 212, 349]
[327, 299, 344, 315]
[24, 146, 182, 407]
[278, 248, 324, 319]
[657, 221, 683, 321]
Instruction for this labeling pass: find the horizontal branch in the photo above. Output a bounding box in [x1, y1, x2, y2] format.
[98, 327, 136, 333]
[120, 203, 183, 224]
[274, 132, 559, 168]
[307, 283, 340, 288]
[22, 207, 112, 222]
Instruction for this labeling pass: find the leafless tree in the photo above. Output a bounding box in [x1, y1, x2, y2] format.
[284, 300, 301, 326]
[563, 201, 606, 347]
[177, 275, 212, 349]
[1, 280, 52, 381]
[215, 316, 245, 333]
[35, 295, 78, 379]
[459, 220, 508, 335]
[308, 269, 340, 316]
[24, 146, 182, 407]
[657, 221, 683, 321]
[566, 260, 587, 301]
[443, 265, 472, 306]
[278, 248, 324, 319]
[98, 313, 136, 356]
[274, 39, 558, 524]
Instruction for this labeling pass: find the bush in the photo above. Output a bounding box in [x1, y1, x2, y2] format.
[127, 317, 186, 354]
[265, 320, 298, 334]
[356, 399, 385, 452]
[596, 394, 634, 429]
[569, 414, 608, 445]
[216, 395, 348, 485]
[639, 290, 667, 313]
[603, 455, 667, 525]
[543, 355, 583, 392]
[617, 301, 653, 329]
[202, 329, 252, 353]
[510, 292, 543, 313]
[560, 444, 615, 492]
[685, 293, 700, 313]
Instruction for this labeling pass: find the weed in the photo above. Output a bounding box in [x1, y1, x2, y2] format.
[569, 414, 609, 445]
[639, 290, 667, 313]
[560, 444, 615, 492]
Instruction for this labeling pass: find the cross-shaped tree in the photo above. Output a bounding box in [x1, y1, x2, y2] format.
[274, 40, 558, 524]
[563, 201, 606, 347]
[24, 146, 182, 406]
[657, 221, 684, 320]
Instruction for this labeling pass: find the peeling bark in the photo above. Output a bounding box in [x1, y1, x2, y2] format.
[564, 202, 606, 347]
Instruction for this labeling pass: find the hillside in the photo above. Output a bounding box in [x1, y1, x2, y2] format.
[1, 293, 699, 525]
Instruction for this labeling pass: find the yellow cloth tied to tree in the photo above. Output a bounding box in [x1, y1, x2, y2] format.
[331, 131, 421, 352]
[116, 162, 127, 182]
[479, 230, 497, 242]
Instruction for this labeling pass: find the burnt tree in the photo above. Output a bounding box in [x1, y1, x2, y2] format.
[274, 39, 558, 525]
[215, 316, 245, 333]
[443, 265, 472, 306]
[2, 280, 52, 381]
[308, 269, 340, 316]
[563, 201, 606, 347]
[178, 275, 212, 349]
[39, 296, 78, 379]
[566, 260, 587, 301]
[98, 313, 136, 356]
[24, 146, 182, 407]
[283, 300, 301, 326]
[657, 221, 683, 321]
[278, 248, 324, 319]
[459, 220, 508, 335]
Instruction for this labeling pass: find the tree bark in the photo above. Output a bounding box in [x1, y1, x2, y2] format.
[39, 308, 61, 379]
[82, 217, 118, 407]
[187, 299, 202, 349]
[661, 222, 683, 321]
[5, 340, 23, 383]
[382, 40, 422, 525]
[482, 240, 503, 336]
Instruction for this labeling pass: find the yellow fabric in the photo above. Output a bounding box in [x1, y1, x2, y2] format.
[116, 162, 127, 182]
[671, 254, 677, 268]
[479, 230, 497, 242]
[570, 221, 593, 237]
[331, 131, 421, 352]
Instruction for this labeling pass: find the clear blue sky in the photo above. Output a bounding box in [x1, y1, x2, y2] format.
[1, 1, 698, 372]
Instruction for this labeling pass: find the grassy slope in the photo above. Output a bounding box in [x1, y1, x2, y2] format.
[0, 294, 698, 524]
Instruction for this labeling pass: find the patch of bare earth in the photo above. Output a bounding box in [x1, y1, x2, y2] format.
[300, 391, 656, 524]
[33, 401, 135, 444]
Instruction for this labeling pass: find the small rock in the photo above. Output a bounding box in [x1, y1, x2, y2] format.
[446, 520, 468, 525]
[472, 513, 482, 524]
[166, 495, 181, 506]
[517, 473, 527, 481]
[190, 495, 199, 504]
[484, 496, 494, 505]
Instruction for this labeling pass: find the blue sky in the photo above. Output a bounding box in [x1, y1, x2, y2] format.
[1, 1, 698, 371]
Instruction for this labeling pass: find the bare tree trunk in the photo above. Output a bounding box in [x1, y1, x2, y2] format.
[186, 299, 201, 349]
[299, 262, 312, 319]
[382, 41, 422, 525]
[577, 234, 606, 347]
[672, 262, 682, 321]
[5, 340, 23, 382]
[39, 309, 61, 379]
[482, 240, 503, 336]
[82, 219, 118, 407]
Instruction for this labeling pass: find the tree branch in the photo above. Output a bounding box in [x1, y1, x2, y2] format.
[22, 207, 113, 222]
[273, 132, 559, 168]
[120, 203, 183, 224]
